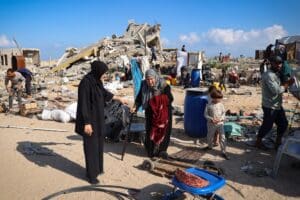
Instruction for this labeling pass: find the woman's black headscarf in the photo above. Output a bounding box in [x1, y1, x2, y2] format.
[86, 60, 108, 87]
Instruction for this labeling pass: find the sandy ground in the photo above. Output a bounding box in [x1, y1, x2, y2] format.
[0, 84, 300, 200]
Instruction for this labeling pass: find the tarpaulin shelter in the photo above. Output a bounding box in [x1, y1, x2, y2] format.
[276, 35, 300, 62]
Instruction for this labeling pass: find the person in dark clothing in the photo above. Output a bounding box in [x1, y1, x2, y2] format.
[219, 68, 227, 92]
[132, 69, 174, 158]
[124, 65, 132, 81]
[150, 46, 157, 63]
[180, 66, 190, 88]
[17, 68, 33, 96]
[265, 44, 274, 60]
[181, 45, 186, 52]
[260, 59, 269, 75]
[75, 60, 127, 184]
[154, 64, 161, 75]
[219, 52, 223, 62]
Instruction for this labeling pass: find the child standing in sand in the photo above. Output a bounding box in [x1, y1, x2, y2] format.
[204, 89, 229, 160]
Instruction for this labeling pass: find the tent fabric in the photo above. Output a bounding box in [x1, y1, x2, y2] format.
[277, 36, 300, 45]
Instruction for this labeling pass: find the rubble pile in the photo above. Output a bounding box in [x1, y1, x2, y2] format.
[51, 22, 177, 78]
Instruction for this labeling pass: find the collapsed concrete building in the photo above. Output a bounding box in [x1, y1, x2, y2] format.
[50, 22, 176, 74]
[0, 48, 40, 69]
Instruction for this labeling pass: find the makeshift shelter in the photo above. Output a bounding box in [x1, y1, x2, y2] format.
[276, 35, 300, 62]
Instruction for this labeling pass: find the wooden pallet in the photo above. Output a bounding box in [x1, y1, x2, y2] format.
[141, 147, 204, 178]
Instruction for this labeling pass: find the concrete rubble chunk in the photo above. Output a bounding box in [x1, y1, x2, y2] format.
[50, 22, 175, 74]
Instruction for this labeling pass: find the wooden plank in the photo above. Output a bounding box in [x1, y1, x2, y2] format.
[20, 108, 42, 116]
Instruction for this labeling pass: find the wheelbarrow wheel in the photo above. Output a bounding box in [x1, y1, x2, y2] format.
[142, 159, 155, 171]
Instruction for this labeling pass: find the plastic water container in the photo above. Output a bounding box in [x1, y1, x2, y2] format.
[184, 88, 208, 138]
[191, 69, 201, 87]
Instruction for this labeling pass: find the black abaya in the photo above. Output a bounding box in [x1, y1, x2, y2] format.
[75, 61, 113, 180]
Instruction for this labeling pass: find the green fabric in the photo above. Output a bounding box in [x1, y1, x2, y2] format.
[224, 122, 245, 137]
[280, 61, 292, 82]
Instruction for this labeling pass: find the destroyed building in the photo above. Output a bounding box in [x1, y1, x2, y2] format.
[0, 48, 40, 69]
[50, 22, 175, 74]
[124, 22, 162, 51]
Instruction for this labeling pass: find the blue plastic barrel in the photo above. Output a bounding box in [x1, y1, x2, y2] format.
[191, 69, 201, 87]
[184, 88, 208, 138]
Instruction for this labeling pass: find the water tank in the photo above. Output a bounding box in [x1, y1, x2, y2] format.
[12, 55, 25, 71]
[191, 69, 201, 87]
[184, 88, 208, 138]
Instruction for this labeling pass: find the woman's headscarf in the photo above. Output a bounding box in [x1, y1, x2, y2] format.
[86, 60, 108, 87]
[141, 68, 166, 109]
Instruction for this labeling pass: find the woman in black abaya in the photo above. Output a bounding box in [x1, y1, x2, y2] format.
[75, 60, 126, 184]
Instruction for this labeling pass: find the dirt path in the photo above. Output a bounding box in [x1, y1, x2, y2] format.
[0, 85, 299, 200]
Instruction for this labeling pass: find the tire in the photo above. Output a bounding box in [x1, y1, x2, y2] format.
[142, 159, 155, 171]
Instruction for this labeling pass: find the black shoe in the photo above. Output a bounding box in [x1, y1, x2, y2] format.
[222, 153, 230, 160]
[88, 178, 99, 185]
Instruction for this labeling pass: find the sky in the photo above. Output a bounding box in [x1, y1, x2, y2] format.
[0, 0, 300, 60]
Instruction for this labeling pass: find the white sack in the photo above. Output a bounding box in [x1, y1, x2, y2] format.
[64, 102, 77, 120]
[50, 110, 71, 123]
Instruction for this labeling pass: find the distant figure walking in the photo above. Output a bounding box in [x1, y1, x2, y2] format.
[219, 68, 227, 92]
[151, 46, 157, 63]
